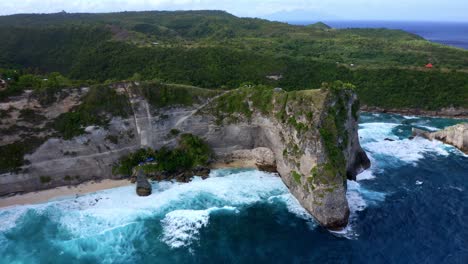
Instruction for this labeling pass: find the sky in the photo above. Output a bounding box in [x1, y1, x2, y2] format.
[0, 0, 467, 22]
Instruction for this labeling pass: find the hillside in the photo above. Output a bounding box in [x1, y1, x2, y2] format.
[0, 10, 467, 110]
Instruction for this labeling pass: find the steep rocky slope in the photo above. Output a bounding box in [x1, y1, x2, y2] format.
[0, 82, 369, 229]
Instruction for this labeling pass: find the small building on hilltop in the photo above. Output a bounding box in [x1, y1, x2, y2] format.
[266, 74, 283, 81]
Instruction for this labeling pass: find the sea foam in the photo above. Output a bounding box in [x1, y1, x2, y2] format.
[161, 206, 238, 248]
[335, 180, 386, 239]
[0, 169, 293, 251]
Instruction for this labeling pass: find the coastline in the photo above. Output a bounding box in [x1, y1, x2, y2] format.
[361, 106, 468, 119]
[0, 179, 131, 209]
[0, 162, 258, 209]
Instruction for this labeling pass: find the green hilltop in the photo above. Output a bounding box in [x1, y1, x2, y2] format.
[0, 10, 467, 110]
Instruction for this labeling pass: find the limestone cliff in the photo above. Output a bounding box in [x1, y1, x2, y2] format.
[0, 82, 369, 229]
[413, 123, 468, 154]
[198, 85, 370, 229]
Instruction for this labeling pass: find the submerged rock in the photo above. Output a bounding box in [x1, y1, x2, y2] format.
[136, 170, 152, 196]
[413, 123, 468, 153]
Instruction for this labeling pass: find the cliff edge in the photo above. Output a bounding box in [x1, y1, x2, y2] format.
[0, 82, 370, 229]
[199, 84, 370, 229]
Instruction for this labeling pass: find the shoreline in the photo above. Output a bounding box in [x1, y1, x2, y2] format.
[0, 163, 258, 209]
[361, 107, 468, 119]
[0, 179, 132, 209]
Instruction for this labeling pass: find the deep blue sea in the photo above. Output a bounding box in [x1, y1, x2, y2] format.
[0, 113, 467, 263]
[291, 20, 468, 50]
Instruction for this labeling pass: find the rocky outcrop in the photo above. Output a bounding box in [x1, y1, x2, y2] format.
[0, 83, 369, 229]
[215, 147, 277, 172]
[413, 123, 468, 153]
[136, 170, 152, 196]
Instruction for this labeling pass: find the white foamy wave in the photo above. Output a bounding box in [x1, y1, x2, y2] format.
[356, 169, 375, 181]
[334, 181, 385, 239]
[403, 115, 419, 120]
[0, 203, 49, 232]
[268, 194, 317, 227]
[0, 207, 28, 232]
[358, 123, 399, 143]
[356, 153, 383, 181]
[364, 137, 449, 165]
[1, 170, 287, 245]
[161, 206, 237, 249]
[414, 125, 439, 132]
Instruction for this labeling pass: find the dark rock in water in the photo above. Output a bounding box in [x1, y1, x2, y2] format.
[175, 172, 191, 183]
[136, 170, 151, 196]
[384, 138, 395, 142]
[147, 166, 211, 182]
[412, 128, 431, 139]
[408, 136, 415, 140]
[192, 166, 211, 179]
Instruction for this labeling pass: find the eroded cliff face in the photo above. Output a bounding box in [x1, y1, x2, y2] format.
[196, 86, 370, 229]
[0, 83, 369, 229]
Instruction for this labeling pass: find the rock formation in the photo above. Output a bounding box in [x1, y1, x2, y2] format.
[0, 83, 370, 229]
[135, 169, 152, 196]
[412, 123, 468, 153]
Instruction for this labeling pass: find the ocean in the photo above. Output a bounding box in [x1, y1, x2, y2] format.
[0, 113, 467, 263]
[291, 20, 468, 50]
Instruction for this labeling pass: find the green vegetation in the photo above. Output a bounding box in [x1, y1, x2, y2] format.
[0, 137, 43, 173]
[292, 171, 302, 184]
[39, 176, 51, 184]
[169, 129, 181, 137]
[135, 81, 220, 108]
[113, 148, 156, 176]
[213, 85, 277, 122]
[0, 143, 28, 173]
[113, 134, 212, 176]
[0, 69, 93, 103]
[317, 84, 351, 184]
[52, 85, 131, 139]
[0, 11, 466, 110]
[105, 135, 119, 145]
[19, 108, 46, 123]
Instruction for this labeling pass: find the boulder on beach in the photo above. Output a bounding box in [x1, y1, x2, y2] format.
[136, 169, 152, 196]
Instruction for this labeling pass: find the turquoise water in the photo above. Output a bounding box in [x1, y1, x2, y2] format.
[0, 113, 467, 263]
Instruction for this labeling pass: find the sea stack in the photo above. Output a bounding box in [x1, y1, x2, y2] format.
[136, 170, 152, 196]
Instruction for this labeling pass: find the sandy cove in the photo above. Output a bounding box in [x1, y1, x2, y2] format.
[0, 179, 131, 209]
[0, 162, 260, 209]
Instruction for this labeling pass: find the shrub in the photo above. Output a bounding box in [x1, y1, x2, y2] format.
[112, 134, 212, 176]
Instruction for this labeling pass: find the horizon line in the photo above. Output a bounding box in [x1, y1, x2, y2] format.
[0, 9, 467, 23]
